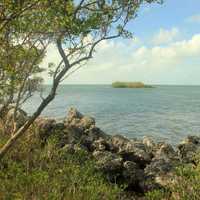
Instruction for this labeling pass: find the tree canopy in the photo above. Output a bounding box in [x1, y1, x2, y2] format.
[0, 0, 163, 158]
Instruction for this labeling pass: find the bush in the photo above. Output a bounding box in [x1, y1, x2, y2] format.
[0, 130, 121, 200]
[112, 81, 153, 88]
[146, 155, 200, 200]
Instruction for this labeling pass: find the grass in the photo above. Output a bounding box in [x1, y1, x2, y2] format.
[145, 153, 200, 200]
[112, 81, 153, 88]
[0, 126, 121, 200]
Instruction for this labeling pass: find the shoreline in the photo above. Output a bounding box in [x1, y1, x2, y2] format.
[1, 107, 200, 198]
[33, 108, 200, 195]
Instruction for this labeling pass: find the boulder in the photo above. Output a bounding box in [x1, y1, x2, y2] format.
[178, 135, 200, 163]
[92, 138, 108, 151]
[35, 118, 57, 141]
[122, 161, 144, 185]
[65, 107, 95, 130]
[65, 107, 83, 123]
[111, 135, 130, 152]
[92, 151, 123, 173]
[154, 143, 178, 161]
[79, 116, 95, 129]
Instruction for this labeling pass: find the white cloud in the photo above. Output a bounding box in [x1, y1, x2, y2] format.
[186, 14, 200, 23]
[152, 28, 180, 45]
[40, 33, 200, 85]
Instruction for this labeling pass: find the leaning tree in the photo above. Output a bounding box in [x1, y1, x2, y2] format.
[0, 0, 163, 159]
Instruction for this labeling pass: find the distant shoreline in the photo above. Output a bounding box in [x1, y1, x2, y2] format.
[112, 81, 154, 88]
[41, 84, 200, 87]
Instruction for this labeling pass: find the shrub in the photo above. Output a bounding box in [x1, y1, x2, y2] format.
[112, 82, 153, 88]
[0, 130, 121, 200]
[146, 155, 200, 200]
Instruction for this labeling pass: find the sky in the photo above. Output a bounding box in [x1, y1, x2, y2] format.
[41, 0, 200, 85]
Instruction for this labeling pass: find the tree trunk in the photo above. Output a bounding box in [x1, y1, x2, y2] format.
[0, 93, 55, 160]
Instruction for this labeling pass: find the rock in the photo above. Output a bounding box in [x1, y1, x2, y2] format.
[92, 138, 108, 151]
[111, 135, 130, 152]
[142, 154, 180, 192]
[154, 143, 178, 161]
[111, 135, 151, 166]
[65, 107, 95, 130]
[145, 158, 173, 177]
[123, 161, 144, 185]
[79, 116, 95, 129]
[117, 140, 152, 168]
[35, 118, 57, 141]
[93, 150, 123, 174]
[178, 135, 200, 163]
[143, 136, 155, 149]
[66, 107, 83, 123]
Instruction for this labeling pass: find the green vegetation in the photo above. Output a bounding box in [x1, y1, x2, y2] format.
[0, 129, 121, 200]
[112, 82, 153, 88]
[0, 0, 162, 159]
[146, 154, 200, 200]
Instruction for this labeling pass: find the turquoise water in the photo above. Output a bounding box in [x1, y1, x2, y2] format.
[24, 85, 200, 144]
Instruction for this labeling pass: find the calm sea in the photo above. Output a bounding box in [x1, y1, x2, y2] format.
[23, 85, 200, 144]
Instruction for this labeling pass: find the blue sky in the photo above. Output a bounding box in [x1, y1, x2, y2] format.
[42, 0, 200, 85]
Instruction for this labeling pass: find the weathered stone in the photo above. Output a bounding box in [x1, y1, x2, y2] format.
[145, 158, 173, 177]
[92, 138, 108, 151]
[80, 116, 95, 129]
[35, 118, 57, 140]
[93, 150, 123, 172]
[123, 161, 144, 184]
[143, 136, 155, 149]
[118, 141, 152, 167]
[178, 135, 200, 163]
[141, 158, 177, 191]
[65, 107, 83, 123]
[154, 143, 178, 161]
[111, 135, 129, 152]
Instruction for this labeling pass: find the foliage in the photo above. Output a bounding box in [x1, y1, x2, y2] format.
[112, 81, 153, 88]
[145, 155, 200, 200]
[0, 130, 121, 200]
[0, 0, 163, 159]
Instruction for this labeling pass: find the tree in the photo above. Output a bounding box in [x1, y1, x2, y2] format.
[0, 0, 163, 159]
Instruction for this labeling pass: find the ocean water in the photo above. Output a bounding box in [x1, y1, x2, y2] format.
[23, 85, 200, 144]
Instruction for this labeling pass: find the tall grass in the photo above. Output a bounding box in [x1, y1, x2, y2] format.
[0, 128, 121, 200]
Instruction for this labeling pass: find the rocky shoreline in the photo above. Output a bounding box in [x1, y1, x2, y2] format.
[30, 108, 200, 196]
[4, 107, 200, 197]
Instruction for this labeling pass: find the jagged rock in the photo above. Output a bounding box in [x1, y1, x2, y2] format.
[111, 135, 130, 152]
[92, 138, 108, 151]
[154, 143, 178, 161]
[142, 156, 178, 191]
[65, 107, 83, 123]
[80, 116, 95, 129]
[118, 141, 151, 168]
[143, 136, 155, 149]
[35, 118, 58, 142]
[93, 150, 123, 173]
[123, 161, 144, 185]
[178, 135, 200, 163]
[145, 158, 174, 177]
[65, 107, 95, 130]
[9, 106, 200, 195]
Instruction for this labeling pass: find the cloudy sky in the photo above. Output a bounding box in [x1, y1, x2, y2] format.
[42, 0, 200, 85]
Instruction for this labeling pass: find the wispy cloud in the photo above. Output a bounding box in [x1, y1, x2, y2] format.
[40, 32, 200, 84]
[151, 28, 180, 45]
[186, 14, 200, 23]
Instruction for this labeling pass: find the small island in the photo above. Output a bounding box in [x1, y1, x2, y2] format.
[112, 81, 154, 88]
